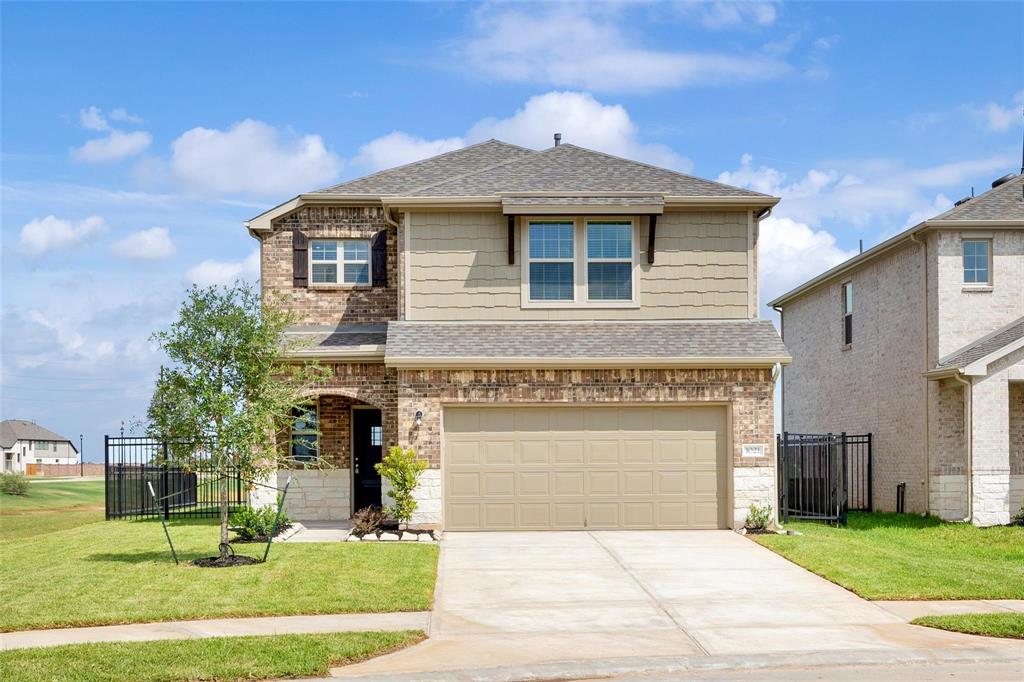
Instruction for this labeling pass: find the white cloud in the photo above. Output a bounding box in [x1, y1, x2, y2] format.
[966, 95, 1021, 132]
[109, 227, 176, 260]
[758, 216, 857, 304]
[186, 249, 260, 287]
[79, 106, 109, 131]
[169, 119, 342, 197]
[460, 5, 789, 93]
[355, 132, 465, 170]
[108, 108, 143, 124]
[26, 310, 87, 354]
[18, 215, 107, 256]
[355, 91, 690, 173]
[719, 153, 1012, 229]
[675, 1, 778, 30]
[71, 130, 152, 162]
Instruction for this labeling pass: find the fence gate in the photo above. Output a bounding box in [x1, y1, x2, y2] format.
[105, 436, 246, 520]
[776, 432, 872, 525]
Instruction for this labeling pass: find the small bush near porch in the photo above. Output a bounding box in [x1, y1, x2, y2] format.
[0, 518, 438, 631]
[755, 512, 1024, 600]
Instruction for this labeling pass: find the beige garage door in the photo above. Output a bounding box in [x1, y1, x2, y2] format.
[443, 405, 727, 531]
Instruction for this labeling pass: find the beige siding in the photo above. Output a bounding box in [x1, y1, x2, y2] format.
[406, 210, 752, 320]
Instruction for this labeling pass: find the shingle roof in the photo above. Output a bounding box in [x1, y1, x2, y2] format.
[316, 140, 537, 195]
[935, 316, 1024, 371]
[931, 173, 1024, 222]
[283, 324, 387, 357]
[313, 141, 767, 200]
[1, 420, 76, 450]
[501, 195, 664, 207]
[385, 320, 790, 366]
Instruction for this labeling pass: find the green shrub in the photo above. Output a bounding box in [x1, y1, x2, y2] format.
[229, 504, 291, 541]
[1, 472, 30, 496]
[375, 446, 428, 527]
[745, 503, 773, 531]
[1012, 504, 1024, 527]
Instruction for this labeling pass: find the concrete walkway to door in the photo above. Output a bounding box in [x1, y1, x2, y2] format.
[334, 530, 1024, 679]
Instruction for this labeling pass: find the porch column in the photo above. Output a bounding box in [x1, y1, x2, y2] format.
[970, 373, 1011, 526]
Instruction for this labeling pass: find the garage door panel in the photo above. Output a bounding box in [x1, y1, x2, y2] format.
[444, 406, 726, 530]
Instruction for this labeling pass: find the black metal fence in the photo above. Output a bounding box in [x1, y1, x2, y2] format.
[777, 432, 872, 525]
[105, 436, 246, 520]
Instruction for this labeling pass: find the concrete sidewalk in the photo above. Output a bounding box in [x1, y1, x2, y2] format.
[876, 599, 1024, 619]
[0, 611, 428, 651]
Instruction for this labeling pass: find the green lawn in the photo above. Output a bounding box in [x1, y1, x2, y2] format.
[913, 613, 1024, 640]
[755, 512, 1024, 600]
[0, 630, 424, 682]
[0, 518, 438, 631]
[1, 479, 106, 542]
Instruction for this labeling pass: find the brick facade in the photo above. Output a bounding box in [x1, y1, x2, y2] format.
[264, 206, 399, 324]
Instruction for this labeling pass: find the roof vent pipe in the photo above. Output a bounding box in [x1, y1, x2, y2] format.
[553, 133, 562, 146]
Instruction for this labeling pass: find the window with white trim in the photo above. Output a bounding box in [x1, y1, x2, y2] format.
[841, 281, 853, 345]
[527, 221, 575, 301]
[586, 221, 633, 300]
[311, 240, 370, 285]
[962, 239, 991, 285]
[290, 404, 318, 463]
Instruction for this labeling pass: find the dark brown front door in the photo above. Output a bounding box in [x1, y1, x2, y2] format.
[352, 408, 383, 511]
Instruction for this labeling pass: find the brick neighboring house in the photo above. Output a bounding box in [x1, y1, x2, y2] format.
[770, 172, 1024, 526]
[1, 420, 80, 473]
[246, 139, 790, 531]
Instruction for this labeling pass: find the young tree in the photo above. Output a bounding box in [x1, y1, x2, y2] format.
[375, 445, 428, 528]
[147, 282, 328, 561]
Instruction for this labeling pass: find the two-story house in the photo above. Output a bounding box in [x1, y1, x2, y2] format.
[770, 172, 1024, 526]
[1, 420, 80, 473]
[246, 139, 789, 531]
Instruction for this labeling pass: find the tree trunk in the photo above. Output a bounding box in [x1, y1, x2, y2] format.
[218, 472, 230, 559]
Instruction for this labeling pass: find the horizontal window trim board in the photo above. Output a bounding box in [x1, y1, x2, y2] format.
[384, 355, 793, 369]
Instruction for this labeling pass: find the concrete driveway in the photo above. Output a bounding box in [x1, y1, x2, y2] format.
[336, 531, 1024, 679]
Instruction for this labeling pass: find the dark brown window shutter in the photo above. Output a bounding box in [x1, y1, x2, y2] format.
[371, 230, 388, 287]
[292, 230, 308, 288]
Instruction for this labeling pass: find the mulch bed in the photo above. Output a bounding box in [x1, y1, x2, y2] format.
[191, 555, 261, 568]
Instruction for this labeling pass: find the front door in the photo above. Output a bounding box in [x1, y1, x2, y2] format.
[352, 408, 383, 511]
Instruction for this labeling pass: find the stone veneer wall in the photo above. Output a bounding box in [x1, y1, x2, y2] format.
[396, 367, 777, 528]
[263, 206, 398, 325]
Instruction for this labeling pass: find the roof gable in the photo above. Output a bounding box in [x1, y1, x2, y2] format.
[934, 315, 1024, 375]
[1, 420, 75, 450]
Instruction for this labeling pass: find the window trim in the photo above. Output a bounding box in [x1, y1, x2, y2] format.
[841, 280, 853, 347]
[308, 238, 373, 289]
[520, 216, 640, 309]
[290, 403, 319, 463]
[961, 238, 993, 287]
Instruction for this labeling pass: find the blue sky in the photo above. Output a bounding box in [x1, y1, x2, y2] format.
[2, 1, 1022, 460]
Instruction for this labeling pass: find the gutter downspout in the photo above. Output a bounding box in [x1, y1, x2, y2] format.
[772, 304, 784, 434]
[909, 231, 930, 515]
[952, 371, 973, 523]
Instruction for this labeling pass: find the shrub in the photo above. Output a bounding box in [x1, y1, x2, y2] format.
[229, 504, 291, 542]
[375, 445, 428, 528]
[1012, 504, 1024, 527]
[745, 503, 773, 531]
[351, 506, 387, 537]
[1, 472, 29, 496]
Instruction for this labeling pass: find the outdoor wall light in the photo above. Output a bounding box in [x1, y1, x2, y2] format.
[414, 410, 423, 426]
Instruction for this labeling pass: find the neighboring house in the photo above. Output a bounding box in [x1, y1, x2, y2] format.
[770, 172, 1024, 526]
[1, 420, 80, 474]
[246, 139, 790, 530]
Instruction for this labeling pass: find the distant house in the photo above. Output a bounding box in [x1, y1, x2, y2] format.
[1, 420, 79, 474]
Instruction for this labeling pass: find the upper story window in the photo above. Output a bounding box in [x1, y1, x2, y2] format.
[523, 217, 638, 307]
[34, 441, 49, 450]
[587, 222, 633, 301]
[528, 222, 575, 301]
[311, 239, 370, 286]
[291, 404, 318, 463]
[841, 281, 853, 345]
[962, 239, 991, 285]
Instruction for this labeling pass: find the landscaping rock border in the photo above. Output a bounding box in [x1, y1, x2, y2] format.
[346, 529, 438, 543]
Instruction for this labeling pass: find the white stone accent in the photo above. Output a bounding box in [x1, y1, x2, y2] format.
[279, 469, 351, 521]
[733, 466, 776, 529]
[411, 468, 442, 526]
[249, 470, 278, 510]
[929, 474, 967, 521]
